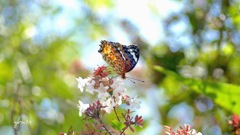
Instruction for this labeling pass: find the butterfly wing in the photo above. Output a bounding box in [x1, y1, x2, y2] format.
[98, 40, 125, 75]
[122, 45, 140, 72]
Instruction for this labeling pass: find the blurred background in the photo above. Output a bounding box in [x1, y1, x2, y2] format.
[1, 0, 240, 134]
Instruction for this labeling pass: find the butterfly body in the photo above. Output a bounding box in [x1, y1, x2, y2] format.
[98, 40, 140, 79]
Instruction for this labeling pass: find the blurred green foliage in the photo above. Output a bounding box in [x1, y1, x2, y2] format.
[149, 0, 240, 134]
[1, 0, 240, 134]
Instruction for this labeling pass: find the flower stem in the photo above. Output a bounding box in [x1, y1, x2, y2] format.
[114, 107, 120, 121]
[120, 127, 127, 135]
[99, 119, 112, 135]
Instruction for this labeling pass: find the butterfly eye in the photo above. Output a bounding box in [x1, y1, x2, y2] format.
[98, 45, 103, 52]
[98, 49, 102, 53]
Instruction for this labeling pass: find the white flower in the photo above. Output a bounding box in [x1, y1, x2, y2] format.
[76, 74, 141, 116]
[184, 124, 202, 135]
[196, 132, 202, 135]
[78, 100, 89, 116]
[164, 124, 202, 135]
[126, 96, 141, 109]
[76, 77, 90, 92]
[189, 129, 202, 135]
[111, 77, 127, 96]
[114, 94, 123, 105]
[96, 83, 110, 100]
[101, 97, 118, 113]
[85, 80, 96, 94]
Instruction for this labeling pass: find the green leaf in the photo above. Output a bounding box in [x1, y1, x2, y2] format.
[154, 66, 240, 115]
[111, 119, 125, 131]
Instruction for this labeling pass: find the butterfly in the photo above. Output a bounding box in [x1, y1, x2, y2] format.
[98, 40, 140, 79]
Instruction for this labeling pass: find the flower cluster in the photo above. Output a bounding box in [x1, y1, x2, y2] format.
[229, 114, 240, 135]
[76, 65, 143, 134]
[164, 124, 202, 135]
[122, 109, 144, 133]
[76, 65, 142, 116]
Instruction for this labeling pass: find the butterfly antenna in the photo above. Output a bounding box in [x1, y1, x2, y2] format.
[126, 76, 145, 83]
[127, 78, 136, 84]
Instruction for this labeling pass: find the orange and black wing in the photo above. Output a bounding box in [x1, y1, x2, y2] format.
[98, 40, 140, 78]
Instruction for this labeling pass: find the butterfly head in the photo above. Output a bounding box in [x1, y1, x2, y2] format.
[98, 40, 112, 55]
